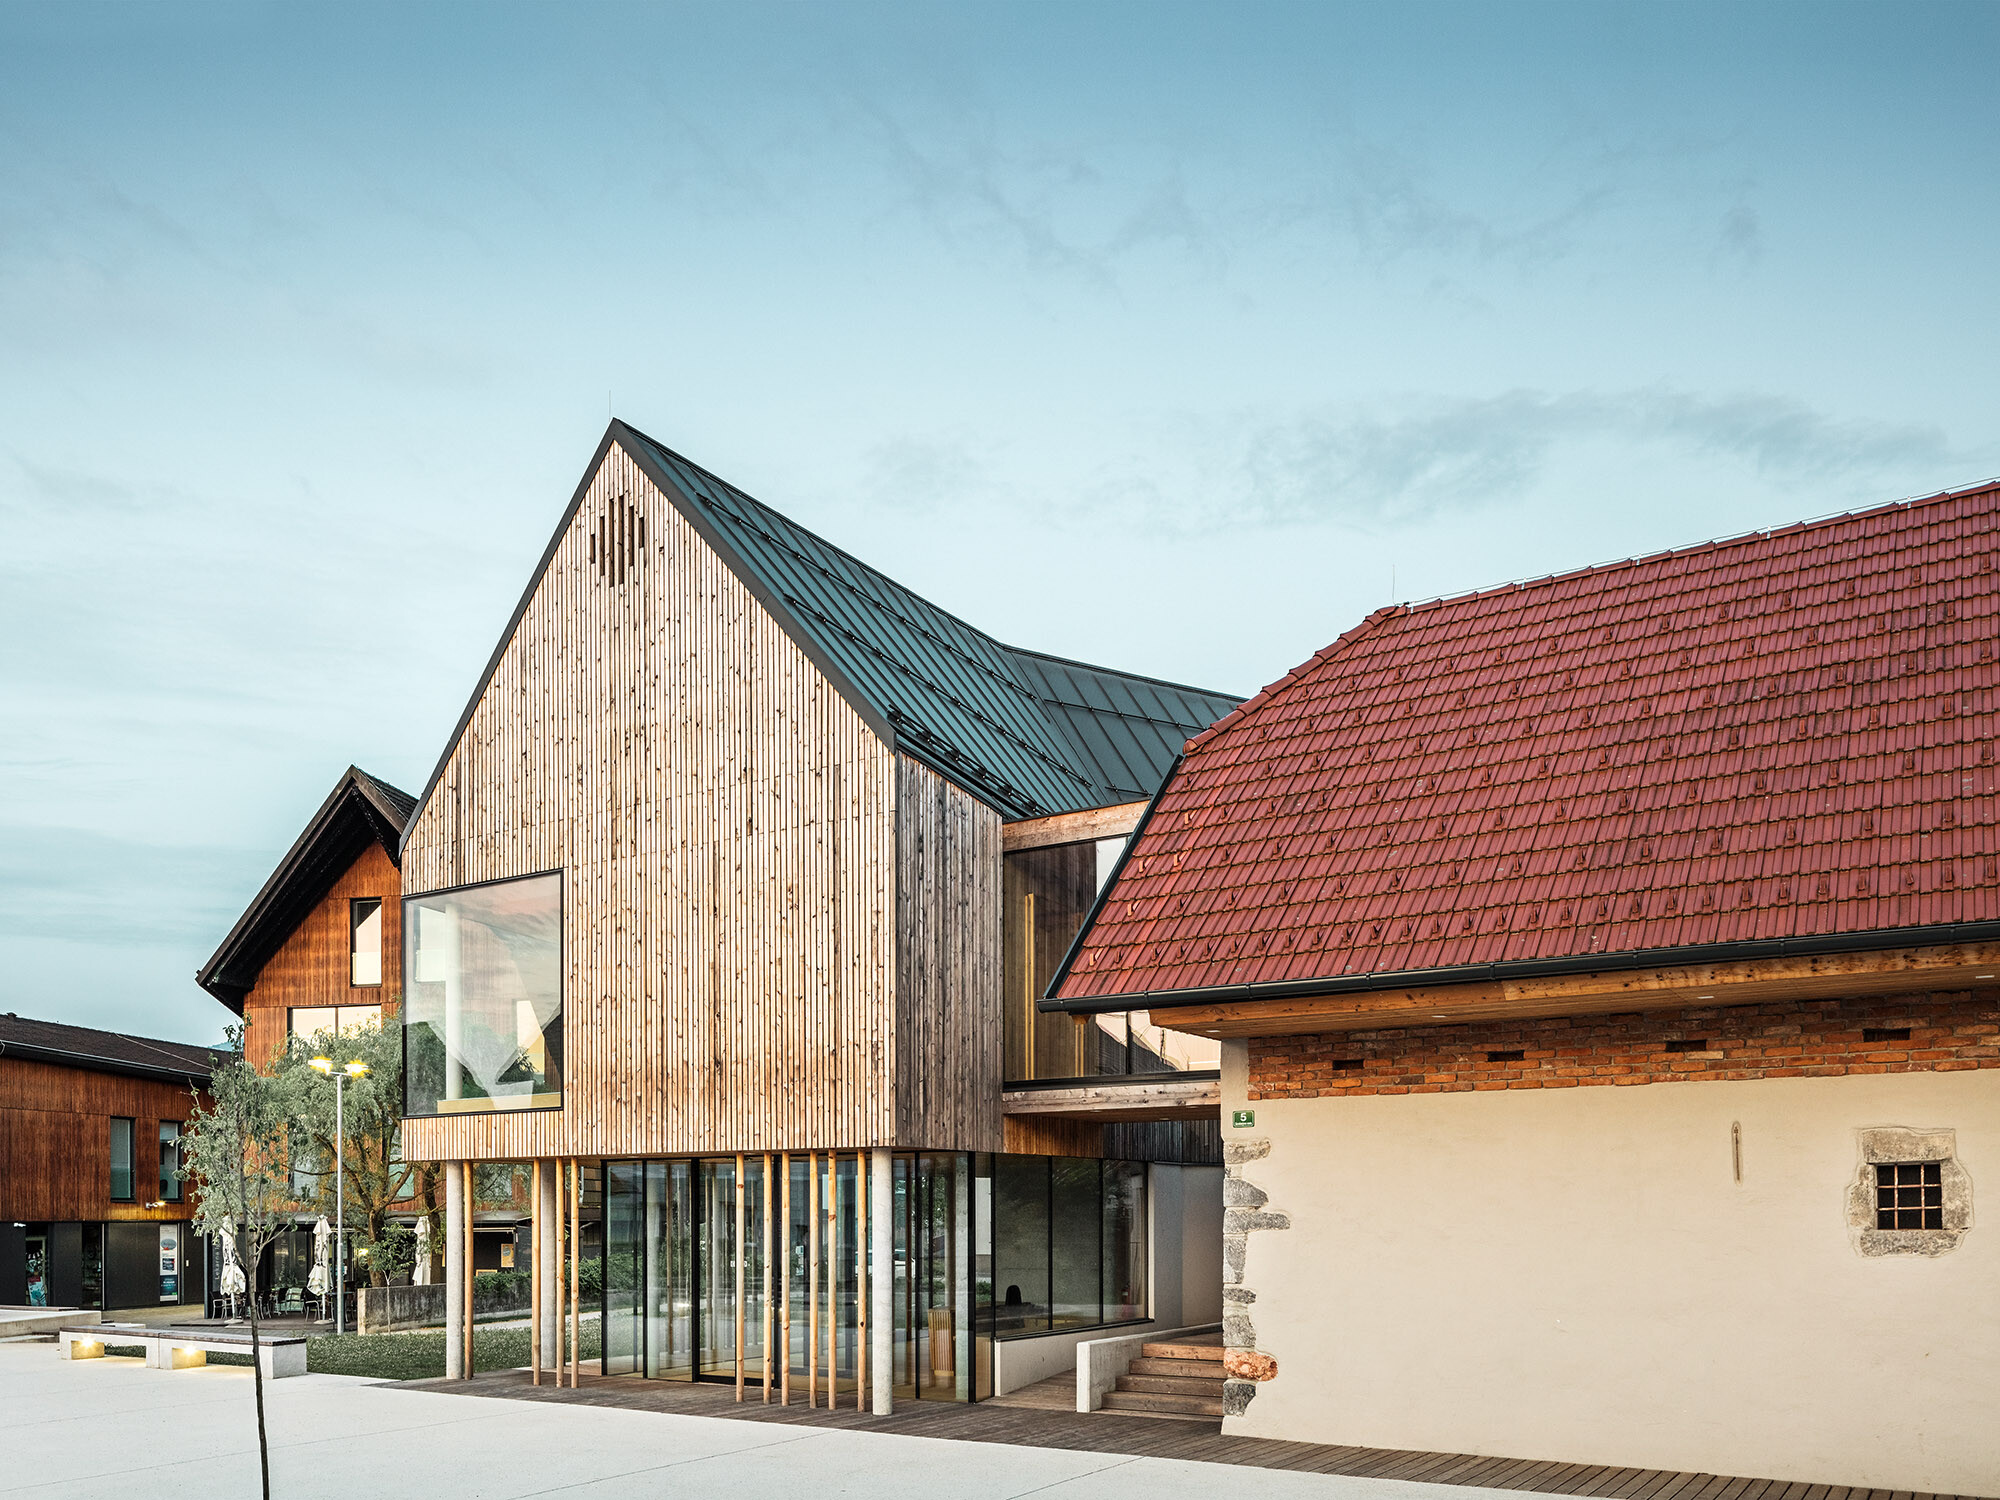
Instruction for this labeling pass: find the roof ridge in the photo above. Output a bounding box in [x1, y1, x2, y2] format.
[1183, 605, 1407, 755]
[1398, 474, 2000, 618]
[1001, 641, 1241, 703]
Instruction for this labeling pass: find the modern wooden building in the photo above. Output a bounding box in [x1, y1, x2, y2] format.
[0, 1014, 216, 1310]
[395, 421, 1237, 1405]
[1050, 482, 2000, 1492]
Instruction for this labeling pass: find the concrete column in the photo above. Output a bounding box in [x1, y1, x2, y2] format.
[537, 1158, 559, 1372]
[870, 1149, 892, 1415]
[444, 1160, 465, 1380]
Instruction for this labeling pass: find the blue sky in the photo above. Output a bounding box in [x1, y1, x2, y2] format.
[4, 0, 1997, 1042]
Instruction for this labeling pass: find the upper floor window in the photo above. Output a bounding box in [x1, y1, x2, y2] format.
[351, 897, 383, 986]
[290, 1004, 382, 1041]
[403, 871, 564, 1117]
[159, 1121, 184, 1203]
[109, 1118, 135, 1201]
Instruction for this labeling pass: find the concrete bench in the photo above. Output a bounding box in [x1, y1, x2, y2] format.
[60, 1323, 308, 1379]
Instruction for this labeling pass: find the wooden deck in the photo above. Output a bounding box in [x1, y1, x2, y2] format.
[407, 1367, 1983, 1500]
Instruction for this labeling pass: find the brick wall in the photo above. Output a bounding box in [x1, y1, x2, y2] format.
[1248, 989, 2000, 1100]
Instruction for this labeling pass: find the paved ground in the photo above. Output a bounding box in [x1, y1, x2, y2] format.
[0, 1341, 1508, 1500]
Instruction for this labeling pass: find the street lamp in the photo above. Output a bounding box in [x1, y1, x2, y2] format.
[309, 1056, 369, 1335]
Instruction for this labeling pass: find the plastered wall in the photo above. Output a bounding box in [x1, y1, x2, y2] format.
[1219, 1038, 2000, 1494]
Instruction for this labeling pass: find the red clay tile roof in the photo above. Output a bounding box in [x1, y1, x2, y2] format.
[1054, 479, 2000, 1005]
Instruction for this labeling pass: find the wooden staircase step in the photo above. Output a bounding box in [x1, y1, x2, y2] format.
[1102, 1389, 1227, 1418]
[1112, 1384, 1216, 1408]
[1141, 1340, 1223, 1362]
[1129, 1355, 1225, 1378]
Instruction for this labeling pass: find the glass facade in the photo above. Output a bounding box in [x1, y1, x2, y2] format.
[402, 872, 563, 1116]
[1003, 839, 1221, 1083]
[603, 1151, 1146, 1399]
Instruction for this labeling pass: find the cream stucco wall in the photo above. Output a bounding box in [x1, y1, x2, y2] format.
[1220, 1040, 2000, 1494]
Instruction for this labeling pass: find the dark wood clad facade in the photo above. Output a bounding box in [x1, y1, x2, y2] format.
[0, 1056, 199, 1223]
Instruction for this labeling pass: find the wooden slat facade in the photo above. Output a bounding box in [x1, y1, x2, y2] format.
[401, 445, 1002, 1162]
[0, 1058, 199, 1222]
[239, 840, 402, 1068]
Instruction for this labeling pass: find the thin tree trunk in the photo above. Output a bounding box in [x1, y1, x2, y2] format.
[241, 1143, 271, 1500]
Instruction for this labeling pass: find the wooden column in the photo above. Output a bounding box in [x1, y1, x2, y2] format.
[530, 1160, 542, 1386]
[826, 1156, 837, 1407]
[553, 1158, 566, 1385]
[780, 1153, 791, 1406]
[762, 1153, 773, 1405]
[569, 1158, 580, 1389]
[462, 1160, 475, 1379]
[734, 1153, 745, 1402]
[807, 1152, 818, 1409]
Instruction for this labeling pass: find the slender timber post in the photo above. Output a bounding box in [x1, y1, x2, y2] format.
[826, 1156, 837, 1407]
[734, 1152, 746, 1402]
[807, 1152, 818, 1409]
[462, 1161, 475, 1378]
[569, 1158, 580, 1389]
[762, 1153, 773, 1404]
[553, 1158, 566, 1384]
[780, 1153, 791, 1407]
[444, 1160, 465, 1380]
[870, 1149, 892, 1415]
[530, 1160, 542, 1386]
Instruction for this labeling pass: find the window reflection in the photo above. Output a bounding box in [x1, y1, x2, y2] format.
[1002, 838, 1220, 1083]
[402, 872, 563, 1116]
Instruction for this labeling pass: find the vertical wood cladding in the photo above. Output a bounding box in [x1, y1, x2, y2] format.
[401, 445, 912, 1161]
[0, 1059, 201, 1220]
[895, 755, 1004, 1153]
[1249, 990, 2000, 1100]
[240, 840, 402, 1068]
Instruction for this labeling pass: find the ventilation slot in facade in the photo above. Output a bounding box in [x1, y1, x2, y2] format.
[588, 494, 646, 585]
[1863, 1027, 1912, 1043]
[1485, 1049, 1525, 1063]
[1663, 1038, 1710, 1053]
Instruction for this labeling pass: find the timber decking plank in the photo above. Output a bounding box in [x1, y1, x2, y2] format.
[404, 1372, 1984, 1500]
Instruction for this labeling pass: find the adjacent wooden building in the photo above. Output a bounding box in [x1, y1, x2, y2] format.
[0, 1014, 216, 1309]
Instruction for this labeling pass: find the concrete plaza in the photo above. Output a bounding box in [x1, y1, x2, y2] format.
[0, 1340, 1508, 1500]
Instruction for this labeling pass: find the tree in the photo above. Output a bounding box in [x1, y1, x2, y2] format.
[185, 1024, 302, 1500]
[282, 1015, 417, 1285]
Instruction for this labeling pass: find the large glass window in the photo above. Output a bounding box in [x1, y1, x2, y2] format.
[1003, 837, 1222, 1083]
[290, 1004, 381, 1040]
[351, 897, 383, 986]
[109, 1118, 134, 1201]
[403, 871, 563, 1116]
[990, 1154, 1147, 1339]
[158, 1122, 183, 1203]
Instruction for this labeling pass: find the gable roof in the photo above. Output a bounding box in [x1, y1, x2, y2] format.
[1052, 477, 2000, 1009]
[197, 765, 414, 1011]
[0, 1012, 221, 1087]
[404, 422, 1238, 833]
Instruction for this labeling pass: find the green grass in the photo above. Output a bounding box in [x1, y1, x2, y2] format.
[306, 1322, 602, 1380]
[96, 1324, 602, 1381]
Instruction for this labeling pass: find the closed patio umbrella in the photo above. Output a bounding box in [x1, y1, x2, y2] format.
[217, 1219, 247, 1316]
[413, 1215, 432, 1286]
[306, 1216, 332, 1318]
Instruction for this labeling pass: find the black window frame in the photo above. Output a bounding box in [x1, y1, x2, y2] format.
[159, 1121, 184, 1204]
[109, 1117, 135, 1202]
[350, 896, 385, 988]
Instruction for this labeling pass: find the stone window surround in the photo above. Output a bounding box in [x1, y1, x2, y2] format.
[1846, 1126, 1972, 1257]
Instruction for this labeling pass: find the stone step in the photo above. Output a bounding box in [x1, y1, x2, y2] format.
[1141, 1340, 1223, 1362]
[1102, 1388, 1227, 1418]
[1129, 1355, 1225, 1378]
[1112, 1384, 1216, 1408]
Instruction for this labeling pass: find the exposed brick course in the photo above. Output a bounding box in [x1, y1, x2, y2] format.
[1248, 989, 2000, 1099]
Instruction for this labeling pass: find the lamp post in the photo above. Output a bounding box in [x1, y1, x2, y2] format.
[309, 1055, 369, 1335]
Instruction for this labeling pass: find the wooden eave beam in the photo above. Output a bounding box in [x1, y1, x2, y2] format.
[1002, 800, 1148, 853]
[1000, 1076, 1220, 1122]
[1157, 941, 2000, 1038]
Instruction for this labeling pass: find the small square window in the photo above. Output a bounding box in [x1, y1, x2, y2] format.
[1875, 1161, 1945, 1230]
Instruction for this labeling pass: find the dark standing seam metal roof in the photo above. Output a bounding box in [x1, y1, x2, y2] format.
[403, 422, 1239, 835]
[1052, 477, 2000, 1009]
[0, 1013, 221, 1087]
[197, 765, 415, 1012]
